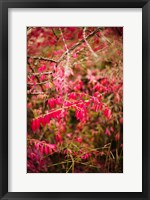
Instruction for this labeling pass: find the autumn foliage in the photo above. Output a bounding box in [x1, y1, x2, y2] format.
[27, 27, 123, 173]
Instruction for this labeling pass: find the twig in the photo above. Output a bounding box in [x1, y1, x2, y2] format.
[83, 27, 98, 58]
[27, 91, 47, 95]
[28, 71, 53, 76]
[52, 28, 59, 40]
[69, 154, 75, 173]
[27, 55, 57, 63]
[59, 28, 70, 77]
[48, 160, 72, 168]
[104, 143, 111, 172]
[66, 163, 73, 173]
[33, 99, 90, 119]
[27, 80, 50, 85]
[98, 30, 112, 44]
[27, 27, 35, 35]
[28, 64, 45, 92]
[75, 161, 101, 169]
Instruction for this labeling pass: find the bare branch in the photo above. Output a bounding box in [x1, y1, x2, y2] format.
[28, 71, 53, 76]
[28, 64, 45, 92]
[27, 27, 36, 35]
[27, 80, 50, 85]
[52, 28, 59, 40]
[59, 28, 70, 76]
[83, 27, 98, 58]
[27, 91, 47, 95]
[97, 30, 112, 44]
[27, 55, 57, 63]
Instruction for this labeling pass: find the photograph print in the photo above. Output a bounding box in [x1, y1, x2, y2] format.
[27, 27, 123, 173]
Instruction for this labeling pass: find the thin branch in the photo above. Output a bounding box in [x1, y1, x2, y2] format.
[33, 99, 90, 119]
[52, 28, 59, 40]
[27, 80, 50, 85]
[48, 160, 72, 168]
[75, 161, 101, 169]
[28, 64, 45, 92]
[28, 71, 53, 76]
[59, 28, 70, 76]
[27, 27, 34, 35]
[27, 55, 57, 63]
[83, 27, 98, 58]
[98, 30, 112, 44]
[27, 91, 48, 95]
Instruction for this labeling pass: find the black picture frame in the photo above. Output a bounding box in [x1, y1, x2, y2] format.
[0, 0, 150, 199]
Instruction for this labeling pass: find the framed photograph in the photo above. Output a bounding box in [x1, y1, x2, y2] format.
[0, 0, 150, 199]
